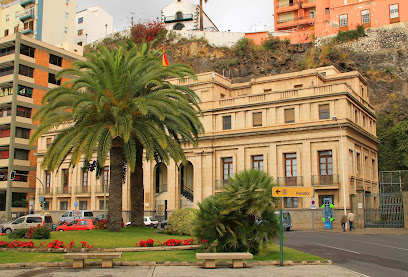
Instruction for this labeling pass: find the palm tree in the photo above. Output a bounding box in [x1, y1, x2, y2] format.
[200, 0, 208, 31]
[30, 42, 203, 231]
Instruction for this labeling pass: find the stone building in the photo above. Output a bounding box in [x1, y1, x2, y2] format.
[0, 33, 84, 220]
[34, 66, 379, 229]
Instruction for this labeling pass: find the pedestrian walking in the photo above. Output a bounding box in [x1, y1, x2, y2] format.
[340, 212, 347, 232]
[347, 211, 355, 231]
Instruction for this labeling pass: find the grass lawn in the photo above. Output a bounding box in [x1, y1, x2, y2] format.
[0, 227, 324, 263]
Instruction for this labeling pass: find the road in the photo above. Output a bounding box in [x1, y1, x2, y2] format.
[284, 230, 408, 277]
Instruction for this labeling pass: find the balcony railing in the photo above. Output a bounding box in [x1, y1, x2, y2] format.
[277, 176, 303, 186]
[55, 187, 71, 194]
[75, 186, 90, 194]
[20, 0, 35, 7]
[20, 10, 35, 21]
[95, 185, 109, 193]
[312, 175, 340, 186]
[277, 2, 299, 9]
[38, 187, 51, 195]
[277, 15, 315, 24]
[164, 13, 193, 23]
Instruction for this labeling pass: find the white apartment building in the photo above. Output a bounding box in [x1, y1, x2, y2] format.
[161, 0, 218, 31]
[76, 6, 114, 46]
[0, 0, 81, 54]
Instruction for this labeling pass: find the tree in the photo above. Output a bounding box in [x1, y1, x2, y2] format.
[200, 0, 208, 31]
[193, 169, 279, 254]
[30, 42, 203, 231]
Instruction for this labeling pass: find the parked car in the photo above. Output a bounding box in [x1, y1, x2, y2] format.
[94, 214, 107, 222]
[1, 214, 53, 235]
[274, 211, 293, 231]
[55, 219, 96, 231]
[58, 210, 94, 224]
[160, 219, 168, 230]
[126, 216, 159, 228]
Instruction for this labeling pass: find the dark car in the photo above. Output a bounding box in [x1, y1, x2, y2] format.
[160, 219, 168, 230]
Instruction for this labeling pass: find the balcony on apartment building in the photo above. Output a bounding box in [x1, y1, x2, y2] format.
[277, 176, 304, 186]
[55, 186, 71, 195]
[275, 1, 300, 14]
[75, 186, 91, 194]
[20, 10, 35, 22]
[163, 13, 193, 23]
[311, 174, 340, 188]
[302, 0, 316, 9]
[38, 187, 52, 196]
[95, 185, 109, 194]
[20, 0, 35, 7]
[276, 14, 316, 29]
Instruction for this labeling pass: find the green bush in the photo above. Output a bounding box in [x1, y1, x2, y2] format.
[336, 25, 365, 42]
[12, 199, 28, 207]
[262, 36, 282, 51]
[31, 226, 50, 239]
[168, 208, 197, 235]
[193, 169, 279, 254]
[8, 228, 29, 239]
[233, 37, 253, 56]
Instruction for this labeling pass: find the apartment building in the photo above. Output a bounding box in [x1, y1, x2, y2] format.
[0, 32, 84, 220]
[0, 0, 81, 54]
[161, 0, 218, 31]
[274, 0, 408, 43]
[35, 66, 379, 228]
[76, 6, 114, 46]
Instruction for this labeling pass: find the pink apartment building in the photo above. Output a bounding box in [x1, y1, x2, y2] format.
[274, 0, 408, 44]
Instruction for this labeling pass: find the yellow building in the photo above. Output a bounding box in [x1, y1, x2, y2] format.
[35, 66, 379, 228]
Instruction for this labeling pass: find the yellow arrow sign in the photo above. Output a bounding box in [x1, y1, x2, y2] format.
[272, 187, 314, 197]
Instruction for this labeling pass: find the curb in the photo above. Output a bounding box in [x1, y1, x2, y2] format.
[0, 260, 332, 268]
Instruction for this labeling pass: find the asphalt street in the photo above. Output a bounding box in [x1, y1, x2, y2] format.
[284, 230, 408, 277]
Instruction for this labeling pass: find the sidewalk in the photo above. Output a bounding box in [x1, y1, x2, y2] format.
[294, 227, 408, 235]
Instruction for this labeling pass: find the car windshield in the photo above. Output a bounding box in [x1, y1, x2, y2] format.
[13, 217, 25, 224]
[283, 213, 291, 220]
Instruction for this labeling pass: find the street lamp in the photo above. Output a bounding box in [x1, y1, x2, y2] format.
[332, 116, 347, 226]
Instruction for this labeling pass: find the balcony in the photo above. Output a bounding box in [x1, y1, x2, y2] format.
[276, 15, 316, 30]
[20, 0, 35, 7]
[38, 187, 52, 195]
[95, 185, 109, 194]
[21, 29, 34, 35]
[55, 186, 71, 195]
[20, 10, 35, 22]
[312, 175, 340, 188]
[277, 176, 303, 186]
[75, 186, 91, 194]
[164, 13, 193, 23]
[302, 0, 316, 9]
[275, 2, 300, 14]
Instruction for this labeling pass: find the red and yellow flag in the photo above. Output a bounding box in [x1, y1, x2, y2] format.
[162, 44, 169, 66]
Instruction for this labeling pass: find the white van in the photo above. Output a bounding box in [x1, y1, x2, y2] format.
[58, 210, 94, 224]
[274, 211, 293, 231]
[1, 214, 53, 235]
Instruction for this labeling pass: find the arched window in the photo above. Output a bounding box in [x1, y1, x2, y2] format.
[173, 23, 185, 30]
[176, 11, 183, 20]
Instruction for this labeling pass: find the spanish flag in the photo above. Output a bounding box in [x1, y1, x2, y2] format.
[163, 44, 169, 66]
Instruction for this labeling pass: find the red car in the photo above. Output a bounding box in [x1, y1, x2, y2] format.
[56, 219, 96, 231]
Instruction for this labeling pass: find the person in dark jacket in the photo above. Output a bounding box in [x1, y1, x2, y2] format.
[341, 212, 347, 232]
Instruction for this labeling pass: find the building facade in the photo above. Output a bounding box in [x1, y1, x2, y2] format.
[0, 32, 84, 220]
[161, 0, 218, 31]
[35, 66, 379, 228]
[0, 0, 81, 54]
[76, 6, 114, 46]
[274, 0, 408, 44]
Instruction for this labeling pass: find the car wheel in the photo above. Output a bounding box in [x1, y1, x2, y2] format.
[286, 227, 291, 231]
[4, 228, 11, 235]
[58, 229, 64, 232]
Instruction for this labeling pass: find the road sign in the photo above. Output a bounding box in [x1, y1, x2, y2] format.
[74, 201, 78, 207]
[272, 186, 314, 197]
[311, 199, 316, 210]
[39, 196, 44, 202]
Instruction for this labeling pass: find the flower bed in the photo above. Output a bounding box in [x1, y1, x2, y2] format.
[0, 240, 93, 249]
[136, 238, 207, 247]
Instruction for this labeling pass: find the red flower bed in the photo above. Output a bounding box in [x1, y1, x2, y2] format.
[134, 238, 205, 247]
[0, 240, 34, 248]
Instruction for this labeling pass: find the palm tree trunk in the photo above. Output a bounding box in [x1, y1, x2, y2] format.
[107, 137, 124, 232]
[200, 0, 203, 31]
[130, 143, 144, 226]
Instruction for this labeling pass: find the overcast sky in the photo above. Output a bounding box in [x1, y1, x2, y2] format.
[77, 0, 274, 33]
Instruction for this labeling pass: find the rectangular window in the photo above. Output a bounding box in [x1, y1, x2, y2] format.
[82, 169, 88, 188]
[103, 166, 109, 188]
[48, 73, 61, 85]
[355, 109, 359, 123]
[0, 46, 15, 57]
[78, 29, 83, 36]
[325, 8, 330, 14]
[319, 104, 330, 120]
[62, 169, 69, 190]
[319, 150, 333, 176]
[390, 4, 399, 19]
[294, 84, 303, 88]
[99, 200, 108, 210]
[4, 29, 8, 36]
[46, 137, 52, 147]
[285, 153, 297, 186]
[14, 149, 29, 160]
[60, 201, 68, 210]
[356, 152, 361, 175]
[372, 159, 376, 179]
[78, 17, 84, 24]
[284, 108, 295, 123]
[284, 197, 298, 208]
[49, 54, 62, 66]
[45, 171, 51, 189]
[253, 112, 262, 127]
[340, 14, 348, 27]
[252, 155, 264, 171]
[222, 157, 233, 182]
[14, 25, 19, 33]
[79, 201, 87, 210]
[24, 20, 34, 31]
[20, 44, 35, 58]
[17, 106, 31, 118]
[223, 115, 231, 130]
[15, 127, 30, 139]
[19, 65, 34, 78]
[362, 10, 370, 24]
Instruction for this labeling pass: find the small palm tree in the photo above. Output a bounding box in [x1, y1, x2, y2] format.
[30, 41, 203, 231]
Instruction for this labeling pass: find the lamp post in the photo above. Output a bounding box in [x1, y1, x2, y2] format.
[332, 116, 347, 227]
